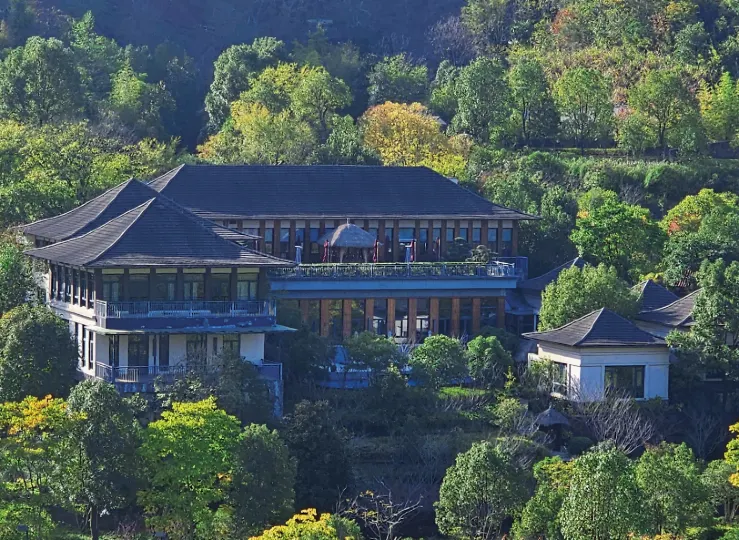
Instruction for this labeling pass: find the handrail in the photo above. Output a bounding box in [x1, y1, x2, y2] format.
[268, 258, 527, 280]
[92, 361, 282, 383]
[95, 299, 276, 319]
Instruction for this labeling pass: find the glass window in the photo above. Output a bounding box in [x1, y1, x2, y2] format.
[264, 228, 274, 254]
[553, 362, 569, 395]
[186, 334, 207, 362]
[501, 228, 513, 256]
[80, 272, 87, 305]
[50, 265, 57, 299]
[487, 228, 498, 252]
[237, 276, 257, 300]
[605, 366, 645, 399]
[183, 274, 205, 300]
[223, 334, 240, 356]
[72, 270, 79, 304]
[128, 274, 150, 302]
[458, 228, 468, 241]
[102, 275, 121, 302]
[280, 227, 290, 258]
[309, 228, 320, 258]
[419, 229, 428, 255]
[159, 335, 169, 367]
[81, 326, 87, 366]
[127, 335, 149, 367]
[88, 273, 95, 302]
[472, 227, 481, 244]
[211, 273, 230, 301]
[153, 273, 176, 301]
[446, 228, 454, 243]
[480, 298, 498, 329]
[385, 227, 394, 257]
[64, 267, 71, 302]
[398, 227, 415, 245]
[295, 228, 305, 248]
[87, 330, 94, 368]
[109, 335, 119, 367]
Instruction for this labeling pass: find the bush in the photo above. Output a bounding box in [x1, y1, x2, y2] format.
[566, 436, 594, 456]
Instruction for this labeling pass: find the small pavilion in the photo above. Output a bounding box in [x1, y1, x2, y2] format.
[318, 223, 378, 263]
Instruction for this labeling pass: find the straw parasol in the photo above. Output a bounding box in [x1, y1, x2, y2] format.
[318, 223, 379, 262]
[535, 407, 570, 427]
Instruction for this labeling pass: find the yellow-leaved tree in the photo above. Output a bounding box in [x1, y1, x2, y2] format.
[249, 509, 362, 540]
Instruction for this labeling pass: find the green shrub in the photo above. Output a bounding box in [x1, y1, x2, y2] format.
[566, 436, 594, 456]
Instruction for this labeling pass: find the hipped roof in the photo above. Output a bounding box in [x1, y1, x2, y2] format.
[318, 223, 377, 248]
[25, 197, 293, 268]
[635, 290, 701, 328]
[147, 164, 538, 220]
[633, 280, 679, 311]
[523, 308, 666, 348]
[519, 257, 587, 292]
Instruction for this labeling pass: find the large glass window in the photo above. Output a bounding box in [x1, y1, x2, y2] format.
[109, 335, 119, 367]
[186, 334, 207, 362]
[487, 228, 498, 253]
[183, 274, 205, 300]
[158, 335, 170, 367]
[102, 275, 121, 302]
[128, 274, 150, 302]
[211, 274, 230, 301]
[419, 229, 428, 256]
[385, 226, 394, 258]
[446, 227, 454, 244]
[501, 228, 513, 256]
[279, 227, 290, 259]
[87, 330, 94, 368]
[237, 275, 257, 300]
[458, 228, 468, 241]
[50, 265, 57, 299]
[605, 366, 645, 399]
[264, 228, 274, 254]
[398, 228, 415, 246]
[480, 298, 498, 329]
[80, 272, 87, 305]
[153, 273, 176, 301]
[295, 228, 305, 249]
[472, 227, 481, 245]
[309, 228, 320, 260]
[127, 335, 149, 367]
[223, 334, 240, 356]
[72, 270, 79, 304]
[553, 362, 569, 395]
[64, 267, 71, 302]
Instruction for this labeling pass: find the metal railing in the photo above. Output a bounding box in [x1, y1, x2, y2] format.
[93, 361, 282, 383]
[268, 258, 527, 280]
[94, 299, 276, 320]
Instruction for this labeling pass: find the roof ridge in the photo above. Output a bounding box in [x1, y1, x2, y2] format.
[148, 163, 185, 191]
[87, 199, 156, 265]
[643, 288, 702, 314]
[575, 307, 606, 346]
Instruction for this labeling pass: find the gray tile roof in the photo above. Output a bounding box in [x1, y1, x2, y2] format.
[25, 198, 293, 268]
[635, 290, 700, 328]
[147, 164, 538, 220]
[519, 257, 587, 292]
[633, 280, 679, 311]
[523, 308, 666, 347]
[20, 178, 260, 245]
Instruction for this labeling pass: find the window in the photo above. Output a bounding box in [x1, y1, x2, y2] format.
[80, 272, 87, 306]
[605, 366, 645, 399]
[244, 227, 259, 237]
[186, 334, 207, 362]
[446, 227, 454, 243]
[74, 323, 80, 365]
[385, 226, 394, 257]
[309, 228, 320, 259]
[237, 275, 257, 300]
[87, 330, 94, 368]
[88, 273, 95, 302]
[472, 227, 481, 245]
[553, 362, 569, 395]
[458, 228, 468, 241]
[295, 228, 305, 248]
[129, 274, 150, 301]
[183, 274, 205, 300]
[50, 265, 57, 299]
[153, 273, 176, 301]
[109, 335, 120, 367]
[487, 228, 498, 253]
[159, 335, 169, 367]
[102, 275, 121, 302]
[211, 273, 230, 301]
[501, 228, 513, 256]
[128, 335, 149, 367]
[279, 227, 290, 258]
[72, 270, 79, 304]
[64, 267, 71, 302]
[264, 228, 274, 254]
[223, 334, 240, 356]
[398, 227, 414, 246]
[81, 325, 87, 366]
[419, 229, 428, 256]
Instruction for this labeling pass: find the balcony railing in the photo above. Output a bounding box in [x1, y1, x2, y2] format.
[268, 258, 527, 280]
[94, 299, 276, 320]
[93, 361, 283, 384]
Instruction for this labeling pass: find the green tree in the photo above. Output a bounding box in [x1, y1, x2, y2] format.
[250, 509, 362, 540]
[0, 36, 82, 125]
[435, 441, 530, 539]
[281, 400, 351, 511]
[461, 0, 516, 50]
[702, 460, 739, 523]
[629, 69, 698, 156]
[317, 115, 379, 165]
[698, 71, 739, 143]
[661, 188, 739, 235]
[571, 198, 664, 279]
[452, 56, 510, 143]
[559, 444, 645, 540]
[513, 456, 573, 539]
[0, 237, 37, 316]
[409, 334, 467, 389]
[230, 424, 297, 536]
[205, 38, 285, 131]
[344, 331, 401, 377]
[429, 60, 460, 121]
[367, 54, 429, 106]
[138, 398, 241, 538]
[466, 335, 512, 388]
[538, 264, 640, 330]
[64, 380, 142, 540]
[554, 67, 613, 153]
[635, 442, 713, 535]
[289, 65, 352, 140]
[0, 305, 77, 401]
[508, 56, 558, 146]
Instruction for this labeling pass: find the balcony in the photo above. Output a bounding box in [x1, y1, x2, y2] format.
[268, 258, 528, 280]
[93, 299, 277, 331]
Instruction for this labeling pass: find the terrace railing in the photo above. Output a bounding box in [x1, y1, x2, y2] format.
[93, 361, 282, 384]
[94, 299, 276, 321]
[268, 258, 528, 280]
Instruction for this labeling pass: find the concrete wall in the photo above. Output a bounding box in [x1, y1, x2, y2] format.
[240, 334, 265, 364]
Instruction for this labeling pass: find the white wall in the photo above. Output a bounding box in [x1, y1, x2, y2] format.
[240, 334, 265, 364]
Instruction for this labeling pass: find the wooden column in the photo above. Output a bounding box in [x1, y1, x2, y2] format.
[427, 222, 434, 260]
[342, 299, 352, 339]
[451, 297, 460, 337]
[429, 298, 440, 335]
[481, 221, 489, 251]
[453, 220, 460, 240]
[408, 298, 418, 343]
[378, 221, 386, 262]
[392, 219, 400, 262]
[472, 297, 481, 335]
[273, 219, 281, 256]
[497, 296, 506, 329]
[320, 299, 330, 337]
[289, 220, 297, 260]
[364, 298, 375, 332]
[386, 298, 396, 338]
[299, 300, 310, 325]
[512, 222, 519, 256]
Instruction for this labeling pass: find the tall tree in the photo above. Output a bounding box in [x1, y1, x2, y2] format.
[508, 56, 558, 146]
[0, 305, 77, 402]
[554, 67, 613, 153]
[452, 56, 510, 143]
[513, 457, 573, 539]
[0, 36, 83, 125]
[367, 54, 429, 106]
[465, 335, 512, 388]
[698, 71, 739, 143]
[0, 237, 37, 316]
[409, 334, 467, 389]
[435, 441, 530, 539]
[538, 264, 640, 330]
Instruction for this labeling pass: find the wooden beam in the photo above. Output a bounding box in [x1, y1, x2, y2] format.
[386, 298, 396, 338]
[497, 296, 506, 329]
[429, 298, 440, 335]
[365, 298, 375, 332]
[300, 299, 310, 325]
[289, 220, 296, 260]
[451, 297, 460, 337]
[408, 298, 417, 343]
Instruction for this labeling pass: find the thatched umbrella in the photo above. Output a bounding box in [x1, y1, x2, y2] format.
[535, 407, 570, 427]
[318, 223, 378, 262]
